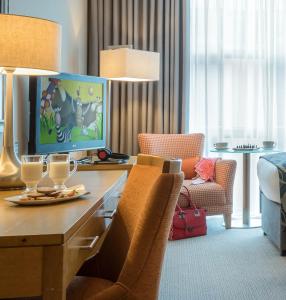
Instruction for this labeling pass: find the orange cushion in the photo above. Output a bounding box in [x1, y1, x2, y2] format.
[181, 156, 200, 179]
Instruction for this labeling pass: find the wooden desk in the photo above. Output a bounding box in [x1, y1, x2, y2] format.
[77, 156, 136, 175]
[0, 170, 127, 300]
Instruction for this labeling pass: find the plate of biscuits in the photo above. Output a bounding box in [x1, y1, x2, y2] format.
[5, 184, 89, 206]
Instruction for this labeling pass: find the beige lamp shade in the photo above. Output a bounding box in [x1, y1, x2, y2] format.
[100, 48, 160, 81]
[0, 14, 61, 75]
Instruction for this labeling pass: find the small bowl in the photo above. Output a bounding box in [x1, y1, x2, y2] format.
[263, 141, 275, 149]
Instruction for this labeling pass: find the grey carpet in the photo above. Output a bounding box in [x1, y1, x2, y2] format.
[159, 217, 286, 300]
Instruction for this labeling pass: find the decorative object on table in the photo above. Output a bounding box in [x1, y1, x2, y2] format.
[233, 144, 259, 151]
[0, 14, 61, 189]
[28, 73, 107, 155]
[213, 142, 228, 150]
[21, 155, 48, 193]
[169, 186, 207, 240]
[4, 184, 88, 206]
[100, 45, 160, 146]
[47, 154, 77, 190]
[262, 140, 275, 149]
[97, 148, 130, 161]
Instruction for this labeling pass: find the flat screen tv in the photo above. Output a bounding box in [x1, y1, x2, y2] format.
[29, 73, 107, 154]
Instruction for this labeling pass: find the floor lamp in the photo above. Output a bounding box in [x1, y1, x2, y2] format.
[0, 14, 61, 189]
[99, 47, 160, 147]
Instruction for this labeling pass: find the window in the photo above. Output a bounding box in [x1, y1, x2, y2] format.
[189, 0, 286, 148]
[189, 0, 286, 218]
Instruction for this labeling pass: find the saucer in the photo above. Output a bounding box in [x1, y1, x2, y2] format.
[214, 147, 228, 150]
[5, 184, 89, 206]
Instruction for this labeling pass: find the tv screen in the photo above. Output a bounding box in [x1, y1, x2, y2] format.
[29, 73, 107, 154]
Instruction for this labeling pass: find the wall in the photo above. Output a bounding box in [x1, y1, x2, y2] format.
[6, 0, 88, 155]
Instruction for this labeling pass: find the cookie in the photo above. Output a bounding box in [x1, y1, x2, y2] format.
[36, 196, 56, 201]
[20, 197, 33, 202]
[37, 187, 57, 195]
[27, 192, 45, 199]
[49, 191, 61, 197]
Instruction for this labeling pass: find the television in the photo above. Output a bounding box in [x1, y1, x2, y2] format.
[29, 73, 107, 154]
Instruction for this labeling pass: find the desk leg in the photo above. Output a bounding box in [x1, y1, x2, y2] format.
[42, 246, 66, 300]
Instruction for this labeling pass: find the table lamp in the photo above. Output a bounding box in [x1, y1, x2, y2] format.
[100, 46, 160, 146]
[0, 14, 61, 189]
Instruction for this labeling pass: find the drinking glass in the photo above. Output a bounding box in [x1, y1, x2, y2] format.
[21, 155, 47, 193]
[48, 154, 77, 190]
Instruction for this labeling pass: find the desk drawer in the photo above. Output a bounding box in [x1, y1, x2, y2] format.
[64, 210, 106, 286]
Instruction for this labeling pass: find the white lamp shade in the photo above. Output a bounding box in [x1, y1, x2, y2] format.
[100, 48, 160, 81]
[0, 14, 61, 75]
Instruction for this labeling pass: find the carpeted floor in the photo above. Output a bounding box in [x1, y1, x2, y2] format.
[159, 217, 286, 300]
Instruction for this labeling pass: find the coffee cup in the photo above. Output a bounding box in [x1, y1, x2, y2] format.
[214, 142, 228, 149]
[263, 141, 275, 149]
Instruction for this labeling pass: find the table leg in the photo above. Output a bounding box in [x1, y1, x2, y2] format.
[231, 152, 261, 229]
[243, 152, 250, 225]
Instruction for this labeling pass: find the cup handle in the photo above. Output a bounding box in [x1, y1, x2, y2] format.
[70, 159, 77, 176]
[42, 160, 48, 178]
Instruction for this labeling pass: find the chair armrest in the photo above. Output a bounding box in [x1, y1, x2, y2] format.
[215, 159, 237, 204]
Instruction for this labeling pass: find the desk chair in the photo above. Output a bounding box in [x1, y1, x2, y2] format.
[138, 133, 237, 228]
[67, 154, 183, 300]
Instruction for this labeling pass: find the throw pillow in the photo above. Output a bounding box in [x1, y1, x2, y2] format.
[181, 156, 200, 179]
[195, 158, 218, 181]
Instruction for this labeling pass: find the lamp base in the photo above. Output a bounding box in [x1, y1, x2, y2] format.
[0, 69, 25, 190]
[0, 146, 24, 189]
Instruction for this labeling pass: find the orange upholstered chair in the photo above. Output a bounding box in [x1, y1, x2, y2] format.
[67, 154, 183, 300]
[138, 133, 237, 228]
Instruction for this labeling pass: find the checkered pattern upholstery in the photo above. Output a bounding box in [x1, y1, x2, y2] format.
[179, 181, 226, 207]
[138, 133, 204, 159]
[138, 133, 237, 222]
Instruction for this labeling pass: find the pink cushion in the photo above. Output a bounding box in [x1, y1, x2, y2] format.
[195, 158, 218, 181]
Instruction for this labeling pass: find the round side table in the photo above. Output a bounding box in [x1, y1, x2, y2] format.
[210, 148, 280, 228]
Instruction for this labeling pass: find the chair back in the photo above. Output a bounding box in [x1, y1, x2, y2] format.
[95, 154, 183, 299]
[138, 133, 205, 159]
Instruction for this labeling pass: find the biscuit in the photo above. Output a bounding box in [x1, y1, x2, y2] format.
[37, 187, 57, 195]
[27, 192, 45, 198]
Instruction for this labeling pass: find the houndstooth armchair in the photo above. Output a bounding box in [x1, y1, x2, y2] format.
[138, 133, 237, 228]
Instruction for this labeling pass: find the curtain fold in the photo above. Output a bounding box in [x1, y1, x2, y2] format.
[88, 0, 189, 154]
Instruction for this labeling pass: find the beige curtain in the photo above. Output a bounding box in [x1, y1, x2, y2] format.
[88, 0, 190, 154]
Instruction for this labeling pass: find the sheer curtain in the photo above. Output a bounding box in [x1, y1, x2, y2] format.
[189, 0, 286, 217]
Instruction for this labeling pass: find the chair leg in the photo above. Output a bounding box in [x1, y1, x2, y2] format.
[223, 214, 232, 229]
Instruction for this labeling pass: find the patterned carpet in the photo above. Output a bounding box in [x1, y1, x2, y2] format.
[159, 217, 286, 300]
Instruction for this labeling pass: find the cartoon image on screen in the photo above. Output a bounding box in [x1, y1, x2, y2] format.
[39, 77, 103, 145]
